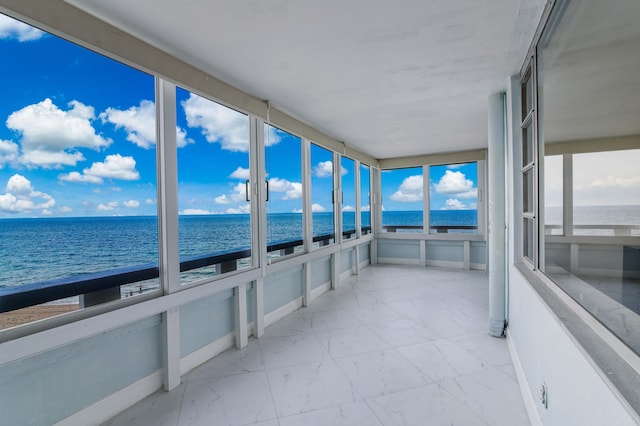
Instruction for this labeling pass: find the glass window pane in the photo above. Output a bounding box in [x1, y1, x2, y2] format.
[573, 150, 640, 237]
[523, 169, 534, 213]
[381, 167, 423, 233]
[265, 125, 303, 259]
[176, 88, 252, 284]
[341, 157, 356, 239]
[360, 164, 371, 234]
[537, 0, 640, 355]
[310, 143, 334, 248]
[522, 124, 534, 167]
[523, 218, 534, 261]
[0, 14, 157, 328]
[544, 155, 563, 235]
[429, 163, 478, 234]
[520, 70, 533, 121]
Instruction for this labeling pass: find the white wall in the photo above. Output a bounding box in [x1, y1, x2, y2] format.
[507, 266, 638, 425]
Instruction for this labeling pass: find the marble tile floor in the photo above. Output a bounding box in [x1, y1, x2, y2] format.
[103, 265, 530, 426]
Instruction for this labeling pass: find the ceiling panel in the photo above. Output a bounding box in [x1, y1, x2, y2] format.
[66, 0, 545, 159]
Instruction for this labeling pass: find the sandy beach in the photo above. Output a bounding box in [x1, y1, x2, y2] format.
[0, 304, 79, 330]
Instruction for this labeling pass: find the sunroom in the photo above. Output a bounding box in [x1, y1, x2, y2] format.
[0, 0, 638, 425]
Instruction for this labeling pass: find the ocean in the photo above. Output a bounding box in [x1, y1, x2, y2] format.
[0, 207, 637, 292]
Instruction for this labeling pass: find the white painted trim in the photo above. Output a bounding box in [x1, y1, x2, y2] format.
[377, 257, 421, 266]
[180, 332, 235, 376]
[55, 370, 163, 426]
[264, 297, 303, 327]
[1, 269, 258, 364]
[235, 283, 248, 349]
[311, 281, 331, 300]
[506, 334, 542, 426]
[162, 307, 180, 392]
[426, 259, 463, 269]
[470, 262, 487, 271]
[339, 268, 353, 282]
[358, 259, 370, 270]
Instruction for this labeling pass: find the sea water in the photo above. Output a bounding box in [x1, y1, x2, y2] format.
[0, 207, 637, 291]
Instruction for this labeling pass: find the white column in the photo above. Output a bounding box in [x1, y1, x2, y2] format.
[156, 78, 181, 390]
[488, 92, 507, 337]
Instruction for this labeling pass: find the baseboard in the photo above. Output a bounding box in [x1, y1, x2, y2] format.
[359, 259, 370, 270]
[311, 281, 331, 300]
[377, 257, 421, 266]
[180, 332, 235, 376]
[507, 333, 542, 426]
[339, 268, 354, 282]
[265, 296, 303, 327]
[55, 370, 163, 426]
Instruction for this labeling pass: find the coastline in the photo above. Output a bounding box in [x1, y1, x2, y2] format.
[0, 304, 79, 330]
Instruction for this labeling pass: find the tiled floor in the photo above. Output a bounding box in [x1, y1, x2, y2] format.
[103, 265, 530, 426]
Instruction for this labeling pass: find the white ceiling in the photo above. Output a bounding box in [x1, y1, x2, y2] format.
[66, 0, 545, 160]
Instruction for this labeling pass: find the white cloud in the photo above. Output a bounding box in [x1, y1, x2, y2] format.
[313, 161, 347, 178]
[183, 94, 258, 152]
[362, 204, 370, 212]
[59, 171, 103, 184]
[100, 100, 191, 149]
[214, 194, 229, 205]
[225, 204, 251, 214]
[181, 208, 212, 215]
[59, 154, 140, 183]
[311, 203, 326, 212]
[342, 205, 355, 212]
[97, 201, 119, 211]
[268, 177, 302, 200]
[0, 140, 19, 168]
[0, 14, 45, 41]
[440, 198, 477, 210]
[390, 174, 423, 202]
[146, 198, 155, 204]
[432, 170, 477, 199]
[59, 206, 73, 213]
[7, 98, 111, 168]
[42, 209, 52, 215]
[214, 183, 249, 208]
[0, 174, 55, 213]
[230, 167, 250, 180]
[124, 200, 140, 208]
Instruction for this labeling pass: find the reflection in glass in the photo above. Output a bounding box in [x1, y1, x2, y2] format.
[539, 0, 640, 354]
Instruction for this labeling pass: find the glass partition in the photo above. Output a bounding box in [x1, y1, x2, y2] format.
[176, 88, 252, 284]
[0, 14, 158, 328]
[265, 124, 303, 259]
[341, 156, 356, 239]
[310, 143, 335, 247]
[539, 0, 640, 354]
[381, 167, 423, 233]
[429, 162, 478, 234]
[360, 163, 371, 235]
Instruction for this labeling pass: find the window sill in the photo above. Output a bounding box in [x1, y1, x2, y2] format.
[515, 262, 640, 417]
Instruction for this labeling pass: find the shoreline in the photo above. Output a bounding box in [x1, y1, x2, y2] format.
[0, 304, 79, 330]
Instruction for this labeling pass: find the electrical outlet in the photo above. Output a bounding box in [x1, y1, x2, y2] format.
[540, 383, 548, 409]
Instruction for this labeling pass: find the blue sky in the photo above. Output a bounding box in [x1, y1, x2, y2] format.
[0, 14, 478, 220]
[0, 15, 316, 218]
[381, 163, 478, 211]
